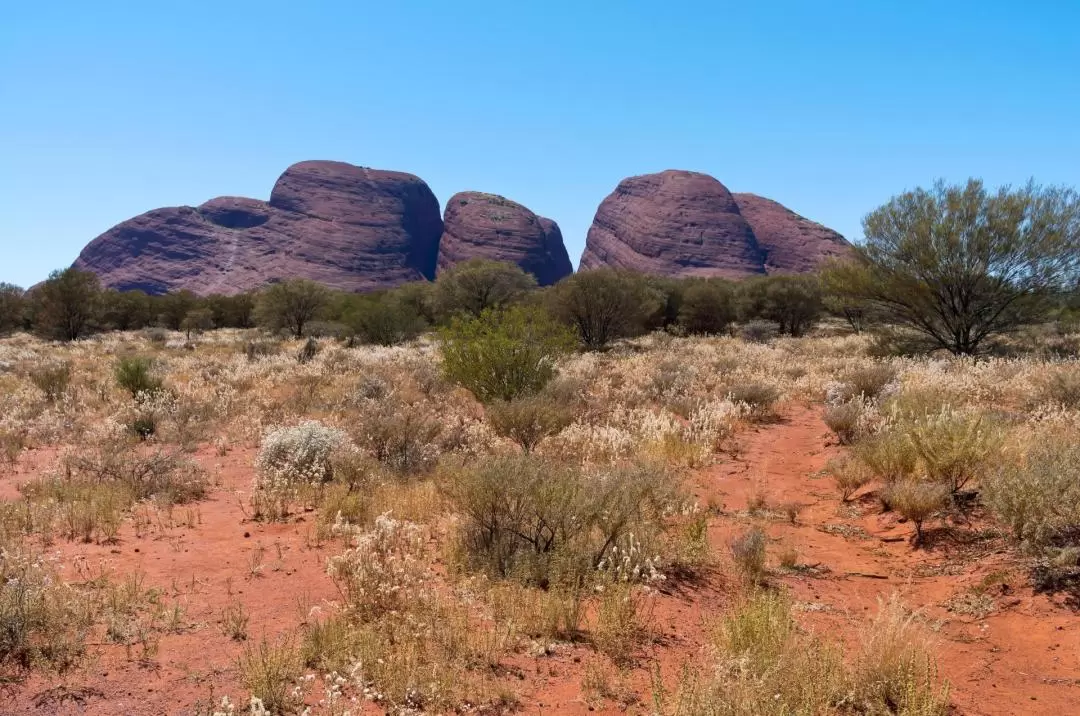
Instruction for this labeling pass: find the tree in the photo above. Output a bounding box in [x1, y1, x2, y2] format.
[180, 308, 214, 337]
[254, 280, 329, 338]
[439, 305, 577, 403]
[342, 292, 427, 346]
[206, 293, 256, 328]
[548, 269, 659, 350]
[99, 289, 152, 330]
[825, 179, 1080, 355]
[435, 259, 537, 319]
[156, 290, 198, 330]
[678, 278, 736, 334]
[0, 283, 26, 335]
[32, 268, 101, 341]
[737, 275, 823, 337]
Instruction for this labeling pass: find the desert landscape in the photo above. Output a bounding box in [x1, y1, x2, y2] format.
[1, 172, 1079, 714]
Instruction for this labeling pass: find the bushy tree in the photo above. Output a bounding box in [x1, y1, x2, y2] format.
[548, 268, 659, 350]
[156, 290, 199, 330]
[435, 259, 536, 319]
[32, 268, 101, 341]
[738, 275, 823, 337]
[0, 283, 26, 335]
[206, 293, 256, 328]
[254, 280, 329, 338]
[99, 289, 152, 330]
[180, 308, 214, 337]
[439, 305, 577, 403]
[824, 179, 1080, 355]
[679, 278, 737, 334]
[342, 291, 427, 346]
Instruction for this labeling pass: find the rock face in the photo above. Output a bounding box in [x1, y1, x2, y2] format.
[436, 192, 572, 286]
[579, 170, 848, 277]
[732, 193, 850, 273]
[74, 161, 444, 295]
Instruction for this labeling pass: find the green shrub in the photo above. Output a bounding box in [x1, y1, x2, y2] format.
[678, 279, 736, 335]
[434, 258, 536, 319]
[907, 411, 997, 494]
[883, 480, 950, 545]
[439, 305, 577, 403]
[823, 400, 863, 444]
[114, 356, 163, 398]
[547, 268, 659, 350]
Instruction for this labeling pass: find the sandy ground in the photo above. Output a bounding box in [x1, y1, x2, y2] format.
[1, 405, 1077, 715]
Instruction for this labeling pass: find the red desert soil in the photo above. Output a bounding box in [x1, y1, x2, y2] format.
[2, 406, 1077, 715]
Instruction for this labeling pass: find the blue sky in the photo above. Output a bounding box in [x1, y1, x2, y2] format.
[2, 1, 1078, 288]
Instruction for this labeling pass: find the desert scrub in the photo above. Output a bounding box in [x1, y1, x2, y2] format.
[884, 480, 951, 545]
[59, 442, 207, 505]
[26, 361, 72, 402]
[729, 527, 767, 585]
[114, 356, 164, 398]
[835, 363, 897, 402]
[439, 305, 577, 403]
[907, 410, 998, 495]
[327, 513, 428, 622]
[0, 544, 96, 680]
[238, 636, 302, 715]
[823, 399, 863, 444]
[724, 382, 779, 421]
[982, 438, 1080, 552]
[445, 454, 674, 585]
[486, 393, 573, 453]
[253, 420, 347, 519]
[827, 455, 873, 501]
[662, 591, 948, 716]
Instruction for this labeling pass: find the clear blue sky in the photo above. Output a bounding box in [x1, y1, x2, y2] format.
[2, 1, 1078, 288]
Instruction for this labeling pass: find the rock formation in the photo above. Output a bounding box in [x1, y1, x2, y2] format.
[74, 160, 444, 295]
[436, 192, 572, 285]
[579, 170, 848, 277]
[732, 193, 850, 273]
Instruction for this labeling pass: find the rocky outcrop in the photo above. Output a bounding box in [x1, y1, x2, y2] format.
[579, 170, 766, 278]
[732, 193, 851, 273]
[579, 170, 848, 277]
[436, 192, 572, 285]
[74, 161, 444, 295]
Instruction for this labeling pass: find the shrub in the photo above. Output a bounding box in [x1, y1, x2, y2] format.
[27, 361, 72, 402]
[738, 320, 776, 344]
[486, 394, 573, 453]
[243, 339, 279, 361]
[548, 268, 659, 350]
[355, 399, 441, 475]
[439, 305, 577, 403]
[828, 456, 874, 501]
[327, 513, 428, 622]
[725, 382, 779, 420]
[256, 421, 348, 490]
[737, 275, 823, 337]
[839, 364, 897, 401]
[31, 268, 101, 341]
[823, 400, 863, 444]
[0, 545, 95, 679]
[730, 527, 767, 584]
[114, 356, 163, 398]
[1033, 368, 1080, 409]
[296, 336, 319, 364]
[0, 283, 25, 335]
[852, 428, 918, 483]
[884, 480, 950, 545]
[445, 455, 672, 585]
[238, 637, 302, 714]
[907, 411, 997, 494]
[982, 439, 1080, 551]
[61, 445, 206, 505]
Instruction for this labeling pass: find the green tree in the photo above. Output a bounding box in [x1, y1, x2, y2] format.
[678, 278, 737, 334]
[439, 305, 577, 403]
[156, 290, 198, 330]
[254, 280, 330, 338]
[32, 268, 101, 341]
[548, 268, 659, 350]
[0, 283, 26, 335]
[435, 258, 537, 319]
[737, 275, 823, 337]
[825, 179, 1080, 355]
[99, 289, 152, 330]
[206, 293, 256, 328]
[180, 307, 215, 337]
[343, 291, 427, 346]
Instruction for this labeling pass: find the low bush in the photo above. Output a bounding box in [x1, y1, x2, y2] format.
[982, 439, 1080, 552]
[27, 362, 72, 402]
[730, 527, 767, 585]
[884, 480, 951, 545]
[486, 394, 573, 453]
[828, 456, 874, 501]
[907, 411, 997, 494]
[823, 400, 863, 445]
[238, 637, 302, 714]
[725, 382, 779, 421]
[1033, 368, 1080, 409]
[838, 364, 897, 402]
[114, 356, 163, 398]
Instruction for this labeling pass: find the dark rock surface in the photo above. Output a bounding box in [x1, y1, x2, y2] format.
[579, 169, 849, 277]
[436, 192, 572, 285]
[579, 170, 766, 278]
[732, 193, 851, 273]
[74, 161, 444, 295]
